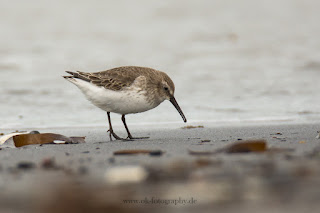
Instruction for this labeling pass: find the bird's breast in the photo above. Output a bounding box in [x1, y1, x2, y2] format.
[74, 79, 160, 114]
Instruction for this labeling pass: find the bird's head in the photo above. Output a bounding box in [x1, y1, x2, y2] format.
[157, 74, 187, 123]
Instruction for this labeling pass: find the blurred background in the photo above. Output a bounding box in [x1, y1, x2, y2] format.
[0, 0, 319, 128]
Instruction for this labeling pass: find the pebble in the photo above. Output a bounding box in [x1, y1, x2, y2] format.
[17, 162, 36, 170]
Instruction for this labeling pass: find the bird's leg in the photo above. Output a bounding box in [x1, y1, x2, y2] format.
[107, 112, 126, 141]
[121, 114, 149, 139]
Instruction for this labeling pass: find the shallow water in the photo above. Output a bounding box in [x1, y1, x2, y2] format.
[0, 0, 320, 128]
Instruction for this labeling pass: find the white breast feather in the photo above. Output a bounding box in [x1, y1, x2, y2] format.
[66, 77, 157, 114]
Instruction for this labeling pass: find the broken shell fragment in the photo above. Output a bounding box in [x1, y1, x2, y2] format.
[104, 166, 148, 184]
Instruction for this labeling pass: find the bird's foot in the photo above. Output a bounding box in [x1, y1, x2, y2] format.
[108, 129, 133, 141]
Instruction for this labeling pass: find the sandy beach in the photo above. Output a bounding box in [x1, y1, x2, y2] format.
[1, 0, 320, 212]
[1, 121, 320, 212]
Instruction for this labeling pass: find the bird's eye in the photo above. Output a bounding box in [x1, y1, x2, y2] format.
[164, 87, 169, 91]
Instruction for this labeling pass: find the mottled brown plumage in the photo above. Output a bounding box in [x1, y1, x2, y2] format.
[66, 66, 175, 92]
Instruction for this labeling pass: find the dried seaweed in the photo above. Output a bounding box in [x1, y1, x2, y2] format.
[114, 149, 164, 155]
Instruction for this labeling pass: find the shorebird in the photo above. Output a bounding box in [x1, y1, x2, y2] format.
[63, 66, 187, 140]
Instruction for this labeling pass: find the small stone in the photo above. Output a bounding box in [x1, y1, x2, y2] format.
[78, 166, 88, 175]
[108, 157, 115, 164]
[149, 150, 163, 156]
[41, 158, 57, 169]
[17, 162, 36, 170]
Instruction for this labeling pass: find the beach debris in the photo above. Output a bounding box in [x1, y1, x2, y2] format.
[316, 131, 320, 139]
[182, 125, 204, 129]
[149, 150, 163, 156]
[41, 158, 59, 170]
[226, 140, 267, 153]
[17, 161, 36, 170]
[299, 140, 306, 144]
[193, 158, 221, 168]
[189, 139, 267, 155]
[104, 166, 148, 184]
[0, 131, 85, 148]
[270, 132, 283, 135]
[108, 157, 115, 163]
[271, 135, 287, 141]
[188, 150, 216, 155]
[14, 134, 85, 147]
[78, 166, 88, 175]
[0, 131, 31, 147]
[198, 139, 211, 145]
[113, 149, 164, 156]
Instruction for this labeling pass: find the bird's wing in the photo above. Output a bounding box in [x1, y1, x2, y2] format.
[66, 66, 157, 91]
[79, 66, 151, 91]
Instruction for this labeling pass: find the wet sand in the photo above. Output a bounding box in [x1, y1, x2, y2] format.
[2, 0, 320, 128]
[1, 121, 320, 212]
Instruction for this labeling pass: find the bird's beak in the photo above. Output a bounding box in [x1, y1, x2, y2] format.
[169, 95, 187, 123]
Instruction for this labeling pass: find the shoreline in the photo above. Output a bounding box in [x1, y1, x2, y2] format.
[2, 118, 320, 131]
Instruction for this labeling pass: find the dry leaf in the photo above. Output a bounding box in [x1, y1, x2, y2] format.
[189, 139, 267, 155]
[0, 131, 86, 148]
[226, 140, 267, 153]
[0, 132, 30, 146]
[13, 133, 85, 147]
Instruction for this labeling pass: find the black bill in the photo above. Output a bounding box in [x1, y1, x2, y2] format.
[169, 96, 187, 123]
